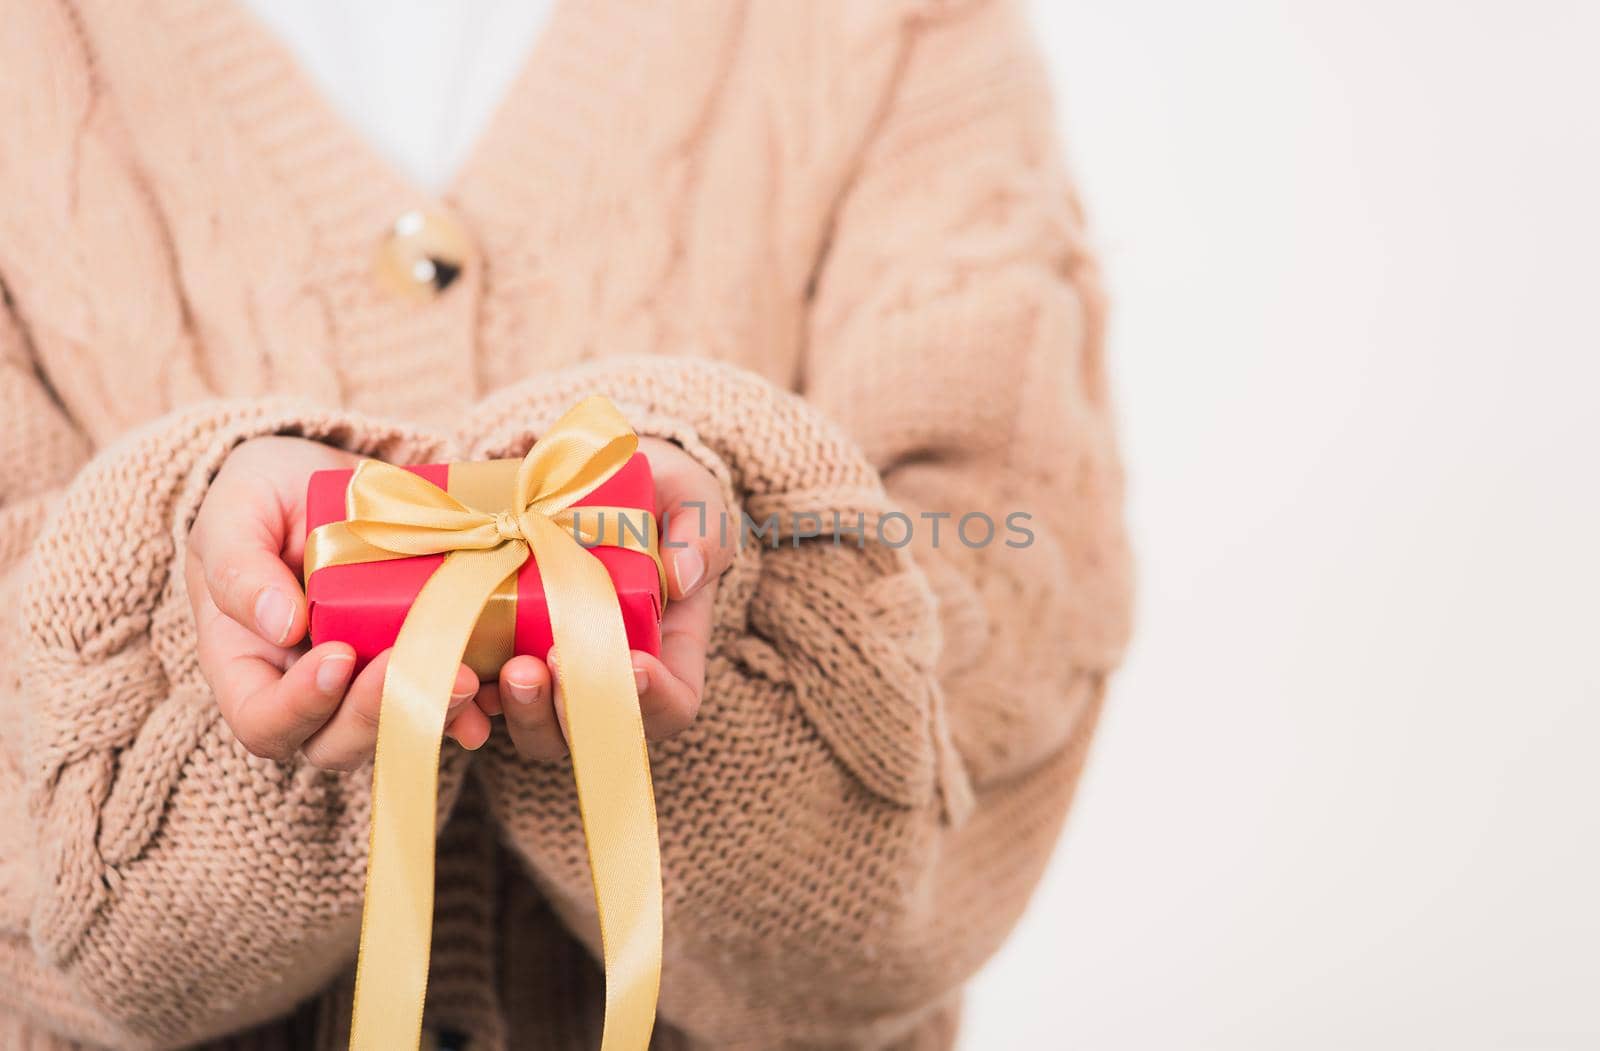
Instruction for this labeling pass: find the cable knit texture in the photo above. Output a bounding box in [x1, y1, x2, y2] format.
[0, 1, 1131, 1048]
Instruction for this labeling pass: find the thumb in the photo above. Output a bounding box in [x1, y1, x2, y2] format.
[190, 470, 308, 648]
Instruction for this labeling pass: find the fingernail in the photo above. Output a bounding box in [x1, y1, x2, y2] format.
[449, 682, 477, 708]
[254, 587, 294, 646]
[674, 547, 705, 596]
[633, 661, 650, 697]
[316, 652, 354, 694]
[505, 676, 542, 706]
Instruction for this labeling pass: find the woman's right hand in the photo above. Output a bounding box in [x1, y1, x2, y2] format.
[185, 436, 490, 770]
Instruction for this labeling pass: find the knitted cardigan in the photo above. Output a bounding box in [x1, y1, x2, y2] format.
[0, 1, 1132, 1048]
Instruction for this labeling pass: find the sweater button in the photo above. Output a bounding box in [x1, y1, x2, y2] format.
[373, 209, 474, 302]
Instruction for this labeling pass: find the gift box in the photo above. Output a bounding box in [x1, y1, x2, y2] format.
[304, 453, 663, 678]
[304, 398, 664, 1051]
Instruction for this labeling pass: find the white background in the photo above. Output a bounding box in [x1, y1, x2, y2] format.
[230, 3, 1598, 1046]
[964, 2, 1600, 1048]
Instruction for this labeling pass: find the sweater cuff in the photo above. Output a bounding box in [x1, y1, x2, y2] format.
[22, 398, 451, 968]
[466, 356, 890, 520]
[465, 357, 971, 817]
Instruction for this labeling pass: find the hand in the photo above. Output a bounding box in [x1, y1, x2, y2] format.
[480, 436, 736, 759]
[186, 436, 492, 770]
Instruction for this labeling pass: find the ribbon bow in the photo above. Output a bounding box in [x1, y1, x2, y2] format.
[305, 396, 664, 1051]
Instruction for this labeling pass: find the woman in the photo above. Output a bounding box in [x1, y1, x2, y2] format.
[0, 1, 1131, 1048]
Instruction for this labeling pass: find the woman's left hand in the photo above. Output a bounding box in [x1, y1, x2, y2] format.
[480, 436, 737, 759]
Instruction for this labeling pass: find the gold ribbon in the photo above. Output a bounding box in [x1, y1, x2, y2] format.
[304, 397, 665, 1051]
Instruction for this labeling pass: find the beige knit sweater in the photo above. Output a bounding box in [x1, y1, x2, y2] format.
[0, 1, 1131, 1048]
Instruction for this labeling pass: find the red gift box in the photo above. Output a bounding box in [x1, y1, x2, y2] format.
[305, 453, 663, 677]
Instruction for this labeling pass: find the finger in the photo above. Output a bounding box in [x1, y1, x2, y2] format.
[476, 679, 504, 718]
[189, 477, 307, 648]
[656, 582, 713, 702]
[300, 654, 480, 771]
[652, 451, 736, 602]
[206, 635, 357, 761]
[185, 547, 227, 634]
[444, 700, 492, 751]
[498, 654, 565, 760]
[632, 650, 699, 740]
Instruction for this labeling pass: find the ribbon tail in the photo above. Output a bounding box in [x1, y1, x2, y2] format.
[525, 514, 664, 1050]
[349, 542, 530, 1051]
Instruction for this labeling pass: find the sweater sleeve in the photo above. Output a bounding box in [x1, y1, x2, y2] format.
[464, 2, 1132, 1045]
[0, 312, 469, 1048]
